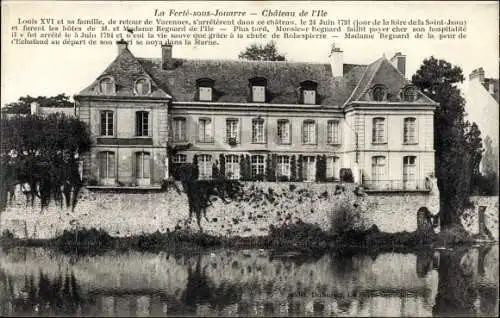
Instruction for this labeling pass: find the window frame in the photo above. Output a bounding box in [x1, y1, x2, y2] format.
[196, 78, 215, 102]
[99, 76, 115, 95]
[198, 154, 213, 180]
[326, 156, 340, 180]
[372, 117, 386, 144]
[302, 120, 317, 145]
[172, 117, 187, 142]
[197, 117, 213, 143]
[98, 151, 116, 184]
[135, 151, 151, 180]
[135, 111, 150, 137]
[403, 117, 418, 144]
[225, 154, 240, 180]
[327, 120, 341, 145]
[276, 155, 291, 178]
[249, 77, 267, 103]
[251, 117, 266, 144]
[300, 80, 318, 105]
[402, 86, 417, 102]
[134, 77, 151, 96]
[250, 155, 265, 179]
[100, 110, 115, 137]
[225, 118, 240, 144]
[277, 119, 291, 145]
[173, 153, 187, 164]
[371, 85, 387, 102]
[371, 156, 387, 182]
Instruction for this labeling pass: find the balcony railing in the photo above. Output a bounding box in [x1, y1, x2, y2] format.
[362, 179, 431, 192]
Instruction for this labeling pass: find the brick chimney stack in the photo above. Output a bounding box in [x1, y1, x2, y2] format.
[328, 43, 344, 77]
[161, 43, 174, 70]
[117, 39, 128, 55]
[469, 67, 485, 83]
[390, 52, 406, 77]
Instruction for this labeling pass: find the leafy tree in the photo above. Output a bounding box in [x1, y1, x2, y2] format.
[0, 113, 91, 211]
[412, 57, 484, 230]
[238, 41, 286, 61]
[1, 94, 74, 114]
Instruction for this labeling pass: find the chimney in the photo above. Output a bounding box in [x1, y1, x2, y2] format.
[469, 67, 485, 83]
[328, 43, 344, 77]
[390, 52, 406, 77]
[116, 39, 128, 55]
[30, 102, 39, 115]
[489, 83, 495, 94]
[161, 43, 174, 70]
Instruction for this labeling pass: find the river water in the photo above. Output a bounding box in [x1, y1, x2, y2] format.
[0, 245, 497, 317]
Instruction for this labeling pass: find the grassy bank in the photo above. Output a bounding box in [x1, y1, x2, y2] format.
[2, 220, 484, 256]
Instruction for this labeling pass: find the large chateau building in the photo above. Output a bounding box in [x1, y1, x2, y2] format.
[74, 40, 438, 191]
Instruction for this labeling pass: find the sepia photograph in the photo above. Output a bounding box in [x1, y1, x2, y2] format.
[0, 1, 498, 316]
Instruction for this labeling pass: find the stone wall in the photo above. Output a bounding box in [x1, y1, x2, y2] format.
[0, 179, 496, 240]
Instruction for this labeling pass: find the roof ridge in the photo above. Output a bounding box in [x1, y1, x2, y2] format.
[137, 56, 330, 66]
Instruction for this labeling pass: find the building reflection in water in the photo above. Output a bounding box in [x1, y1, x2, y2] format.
[0, 245, 497, 317]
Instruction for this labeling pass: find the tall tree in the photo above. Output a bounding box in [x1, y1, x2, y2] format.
[1, 94, 74, 114]
[412, 57, 481, 230]
[238, 41, 286, 61]
[0, 113, 91, 211]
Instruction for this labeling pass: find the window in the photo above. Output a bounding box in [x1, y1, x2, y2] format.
[303, 90, 316, 104]
[326, 156, 340, 180]
[198, 154, 212, 180]
[134, 78, 151, 96]
[403, 117, 417, 144]
[302, 120, 317, 144]
[173, 153, 187, 163]
[327, 120, 341, 144]
[403, 156, 417, 189]
[99, 77, 115, 95]
[403, 86, 417, 102]
[198, 118, 212, 143]
[135, 152, 151, 181]
[199, 87, 212, 101]
[225, 155, 240, 180]
[277, 155, 290, 178]
[302, 156, 316, 181]
[197, 78, 215, 101]
[251, 155, 265, 179]
[372, 118, 386, 143]
[249, 77, 267, 102]
[300, 80, 318, 105]
[100, 111, 114, 136]
[371, 156, 386, 183]
[226, 119, 239, 144]
[372, 85, 387, 101]
[252, 118, 265, 143]
[277, 119, 291, 144]
[98, 151, 115, 184]
[173, 118, 187, 142]
[136, 111, 149, 136]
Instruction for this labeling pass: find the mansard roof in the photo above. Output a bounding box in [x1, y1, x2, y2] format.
[77, 46, 437, 107]
[78, 48, 170, 98]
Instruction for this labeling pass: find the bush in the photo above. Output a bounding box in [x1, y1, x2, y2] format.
[329, 200, 364, 236]
[339, 168, 354, 183]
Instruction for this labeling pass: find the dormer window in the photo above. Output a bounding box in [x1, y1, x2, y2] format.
[371, 85, 387, 102]
[249, 77, 267, 102]
[300, 80, 318, 105]
[134, 78, 151, 96]
[402, 86, 417, 102]
[196, 78, 215, 102]
[99, 77, 115, 95]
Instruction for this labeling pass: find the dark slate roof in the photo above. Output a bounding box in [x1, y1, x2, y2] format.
[77, 47, 436, 106]
[345, 56, 437, 105]
[78, 48, 170, 98]
[137, 57, 359, 106]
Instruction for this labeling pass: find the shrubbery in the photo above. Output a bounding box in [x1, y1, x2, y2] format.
[329, 200, 366, 236]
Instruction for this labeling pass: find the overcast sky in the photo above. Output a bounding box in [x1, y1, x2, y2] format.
[1, 1, 498, 106]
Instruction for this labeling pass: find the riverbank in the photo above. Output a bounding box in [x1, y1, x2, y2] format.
[1, 220, 494, 256]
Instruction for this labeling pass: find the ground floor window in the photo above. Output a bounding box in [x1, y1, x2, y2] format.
[135, 152, 151, 185]
[98, 151, 115, 185]
[371, 156, 386, 186]
[326, 156, 340, 180]
[403, 155, 417, 189]
[225, 155, 240, 180]
[198, 154, 212, 180]
[251, 155, 265, 179]
[302, 156, 316, 181]
[277, 155, 290, 178]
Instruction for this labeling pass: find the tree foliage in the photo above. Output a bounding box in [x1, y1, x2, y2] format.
[0, 113, 91, 211]
[238, 41, 286, 61]
[1, 94, 74, 114]
[412, 57, 484, 229]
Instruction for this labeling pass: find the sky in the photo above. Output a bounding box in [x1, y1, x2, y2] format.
[1, 1, 498, 106]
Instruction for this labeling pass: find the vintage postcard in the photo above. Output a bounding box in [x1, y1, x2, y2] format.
[1, 1, 498, 317]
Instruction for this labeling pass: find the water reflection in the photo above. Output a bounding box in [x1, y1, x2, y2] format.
[0, 245, 497, 317]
